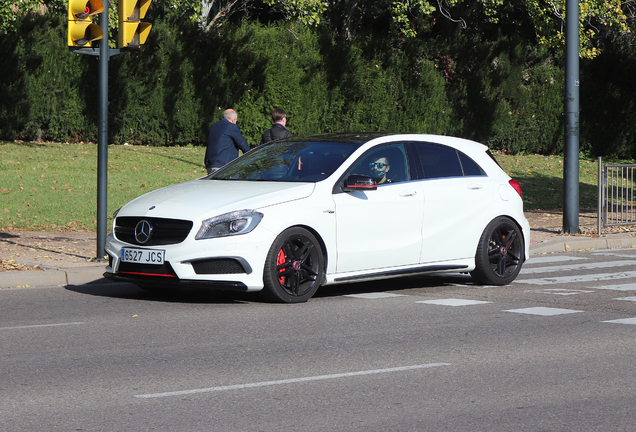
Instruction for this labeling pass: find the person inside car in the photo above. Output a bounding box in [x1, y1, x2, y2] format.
[369, 155, 391, 184]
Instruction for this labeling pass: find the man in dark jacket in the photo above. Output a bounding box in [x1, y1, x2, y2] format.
[205, 109, 250, 174]
[260, 108, 292, 144]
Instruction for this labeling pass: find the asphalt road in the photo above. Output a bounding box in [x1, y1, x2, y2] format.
[2, 249, 636, 431]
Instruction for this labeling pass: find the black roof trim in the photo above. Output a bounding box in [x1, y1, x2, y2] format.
[275, 132, 395, 145]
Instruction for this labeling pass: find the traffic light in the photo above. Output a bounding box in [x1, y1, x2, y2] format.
[67, 0, 104, 47]
[118, 0, 152, 49]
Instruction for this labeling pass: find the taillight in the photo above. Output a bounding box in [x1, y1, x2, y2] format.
[509, 179, 523, 198]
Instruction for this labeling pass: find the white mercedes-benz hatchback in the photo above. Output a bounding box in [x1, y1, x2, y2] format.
[104, 133, 530, 302]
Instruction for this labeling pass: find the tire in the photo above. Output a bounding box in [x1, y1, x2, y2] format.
[262, 227, 325, 303]
[470, 216, 524, 286]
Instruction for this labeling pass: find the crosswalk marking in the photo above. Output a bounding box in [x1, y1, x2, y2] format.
[589, 283, 636, 291]
[344, 254, 636, 326]
[416, 299, 492, 307]
[515, 270, 636, 285]
[602, 318, 636, 325]
[526, 256, 587, 265]
[520, 260, 636, 274]
[504, 307, 583, 316]
[525, 288, 593, 295]
[590, 251, 636, 258]
[345, 292, 407, 299]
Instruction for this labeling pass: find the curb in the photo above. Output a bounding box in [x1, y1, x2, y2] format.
[0, 265, 108, 289]
[530, 236, 636, 255]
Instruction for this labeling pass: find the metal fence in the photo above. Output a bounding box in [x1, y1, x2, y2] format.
[598, 157, 636, 234]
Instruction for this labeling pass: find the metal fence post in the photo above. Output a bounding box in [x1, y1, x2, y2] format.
[598, 156, 602, 235]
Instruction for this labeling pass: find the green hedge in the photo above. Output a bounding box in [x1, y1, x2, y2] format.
[1, 12, 635, 158]
[0, 14, 98, 142]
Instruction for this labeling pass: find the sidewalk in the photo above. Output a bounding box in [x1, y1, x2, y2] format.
[0, 264, 108, 289]
[1, 211, 635, 289]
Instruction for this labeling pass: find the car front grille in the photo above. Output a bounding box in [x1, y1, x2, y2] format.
[115, 217, 193, 246]
[191, 258, 247, 275]
[117, 261, 178, 278]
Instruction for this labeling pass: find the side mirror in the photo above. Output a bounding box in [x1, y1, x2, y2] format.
[342, 174, 377, 192]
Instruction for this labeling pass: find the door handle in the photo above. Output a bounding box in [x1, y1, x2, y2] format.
[400, 191, 418, 197]
[467, 184, 483, 190]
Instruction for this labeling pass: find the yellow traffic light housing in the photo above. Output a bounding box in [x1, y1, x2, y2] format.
[67, 0, 104, 47]
[118, 0, 153, 48]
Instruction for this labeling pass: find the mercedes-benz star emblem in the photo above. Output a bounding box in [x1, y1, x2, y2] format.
[134, 220, 153, 244]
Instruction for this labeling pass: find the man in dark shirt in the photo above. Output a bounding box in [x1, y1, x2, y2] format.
[205, 109, 250, 174]
[260, 108, 292, 144]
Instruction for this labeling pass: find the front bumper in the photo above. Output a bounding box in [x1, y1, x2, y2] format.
[104, 228, 276, 292]
[103, 270, 249, 292]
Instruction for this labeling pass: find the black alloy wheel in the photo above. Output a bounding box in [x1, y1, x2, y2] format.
[471, 216, 524, 286]
[262, 227, 324, 303]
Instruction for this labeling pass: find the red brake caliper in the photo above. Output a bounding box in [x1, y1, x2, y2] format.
[277, 249, 286, 284]
[500, 234, 506, 256]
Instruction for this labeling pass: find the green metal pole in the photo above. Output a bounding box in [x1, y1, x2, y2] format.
[563, 0, 580, 234]
[96, 1, 109, 259]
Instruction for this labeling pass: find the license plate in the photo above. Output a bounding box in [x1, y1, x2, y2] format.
[121, 248, 165, 265]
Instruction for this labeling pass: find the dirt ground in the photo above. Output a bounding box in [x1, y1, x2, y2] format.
[0, 209, 633, 272]
[0, 229, 100, 271]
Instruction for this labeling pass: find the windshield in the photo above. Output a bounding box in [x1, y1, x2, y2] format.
[211, 140, 359, 182]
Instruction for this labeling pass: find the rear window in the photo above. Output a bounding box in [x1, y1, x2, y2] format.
[412, 142, 486, 179]
[459, 152, 486, 176]
[486, 149, 503, 168]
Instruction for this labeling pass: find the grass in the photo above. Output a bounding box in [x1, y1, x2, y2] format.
[0, 142, 206, 231]
[494, 151, 599, 210]
[0, 141, 601, 232]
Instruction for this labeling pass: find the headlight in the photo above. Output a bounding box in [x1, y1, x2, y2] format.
[196, 210, 264, 240]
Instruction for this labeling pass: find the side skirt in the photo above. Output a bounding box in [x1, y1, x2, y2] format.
[332, 264, 469, 283]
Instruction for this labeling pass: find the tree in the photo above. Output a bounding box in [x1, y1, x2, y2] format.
[440, 0, 630, 58]
[0, 0, 62, 34]
[263, 0, 435, 39]
[263, 0, 631, 57]
[202, 0, 250, 31]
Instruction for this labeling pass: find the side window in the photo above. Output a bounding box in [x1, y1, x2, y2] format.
[414, 143, 463, 179]
[346, 143, 410, 185]
[458, 152, 486, 176]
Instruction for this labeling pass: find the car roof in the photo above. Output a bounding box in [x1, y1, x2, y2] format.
[276, 132, 389, 145]
[273, 133, 494, 171]
[274, 133, 487, 152]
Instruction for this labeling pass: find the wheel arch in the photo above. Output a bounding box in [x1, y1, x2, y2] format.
[285, 224, 329, 276]
[470, 214, 526, 286]
[495, 214, 528, 262]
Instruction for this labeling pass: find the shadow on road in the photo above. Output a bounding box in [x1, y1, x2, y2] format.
[65, 282, 253, 305]
[65, 273, 478, 304]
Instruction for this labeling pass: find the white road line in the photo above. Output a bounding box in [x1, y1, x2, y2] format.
[504, 307, 583, 316]
[613, 297, 636, 302]
[592, 283, 636, 291]
[515, 270, 636, 285]
[526, 256, 587, 265]
[345, 293, 407, 299]
[416, 299, 492, 307]
[525, 288, 594, 295]
[520, 260, 636, 275]
[134, 363, 452, 399]
[0, 322, 84, 330]
[602, 318, 636, 325]
[590, 250, 636, 257]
